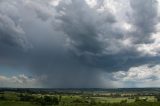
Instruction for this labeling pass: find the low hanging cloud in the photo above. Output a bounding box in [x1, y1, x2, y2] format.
[0, 0, 160, 88]
[112, 64, 160, 87]
[0, 74, 41, 88]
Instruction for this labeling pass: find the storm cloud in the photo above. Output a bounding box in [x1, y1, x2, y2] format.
[0, 0, 160, 88]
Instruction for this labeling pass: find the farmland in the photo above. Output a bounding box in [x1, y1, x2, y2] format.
[0, 88, 160, 106]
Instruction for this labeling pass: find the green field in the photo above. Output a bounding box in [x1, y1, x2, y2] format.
[0, 89, 160, 106]
[0, 101, 36, 106]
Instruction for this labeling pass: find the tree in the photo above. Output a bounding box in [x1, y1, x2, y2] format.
[135, 97, 141, 102]
[155, 95, 160, 101]
[38, 96, 59, 106]
[0, 95, 6, 100]
[120, 99, 127, 104]
[52, 96, 59, 105]
[90, 98, 96, 105]
[19, 94, 34, 102]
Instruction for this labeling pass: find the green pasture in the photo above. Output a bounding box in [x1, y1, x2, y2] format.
[0, 91, 159, 106]
[0, 101, 37, 106]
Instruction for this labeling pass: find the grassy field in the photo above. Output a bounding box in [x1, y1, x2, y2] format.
[1, 101, 160, 106]
[0, 89, 160, 106]
[0, 101, 37, 106]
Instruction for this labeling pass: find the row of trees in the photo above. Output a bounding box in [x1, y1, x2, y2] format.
[36, 96, 59, 106]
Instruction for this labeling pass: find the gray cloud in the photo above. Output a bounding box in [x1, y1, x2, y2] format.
[0, 12, 26, 49]
[129, 0, 158, 43]
[56, 0, 116, 55]
[55, 0, 160, 71]
[0, 0, 160, 88]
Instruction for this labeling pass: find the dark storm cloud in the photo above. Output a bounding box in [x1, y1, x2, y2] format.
[0, 0, 160, 88]
[55, 0, 160, 71]
[56, 0, 116, 55]
[0, 4, 31, 66]
[0, 13, 26, 49]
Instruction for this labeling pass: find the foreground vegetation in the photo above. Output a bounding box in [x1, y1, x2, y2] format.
[0, 88, 160, 106]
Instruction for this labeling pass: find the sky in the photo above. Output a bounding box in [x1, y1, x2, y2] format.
[0, 0, 160, 88]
